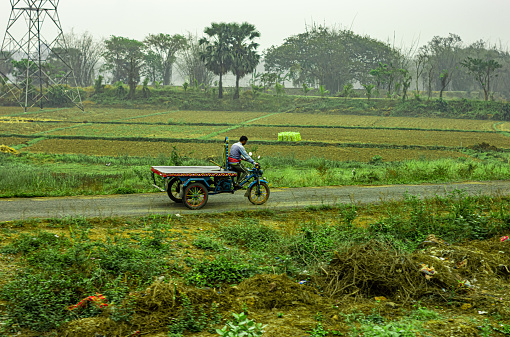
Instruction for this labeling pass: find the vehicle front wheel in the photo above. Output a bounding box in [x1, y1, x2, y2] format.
[166, 178, 183, 203]
[247, 182, 270, 205]
[183, 182, 209, 210]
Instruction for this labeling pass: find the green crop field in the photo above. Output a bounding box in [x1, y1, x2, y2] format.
[249, 112, 500, 131]
[2, 107, 507, 159]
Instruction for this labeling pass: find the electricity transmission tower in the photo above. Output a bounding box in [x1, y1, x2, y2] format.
[0, 0, 83, 111]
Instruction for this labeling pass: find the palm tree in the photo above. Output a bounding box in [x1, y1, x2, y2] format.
[199, 23, 232, 99]
[229, 23, 261, 99]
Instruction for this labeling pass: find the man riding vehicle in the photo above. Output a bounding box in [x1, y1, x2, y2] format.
[228, 136, 258, 189]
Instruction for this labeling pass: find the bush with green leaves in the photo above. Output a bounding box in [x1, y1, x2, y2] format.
[193, 235, 226, 251]
[168, 295, 219, 334]
[216, 312, 266, 337]
[185, 256, 257, 288]
[0, 226, 172, 333]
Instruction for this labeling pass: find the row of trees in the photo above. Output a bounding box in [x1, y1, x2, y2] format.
[58, 22, 261, 99]
[1, 23, 510, 101]
[265, 28, 510, 101]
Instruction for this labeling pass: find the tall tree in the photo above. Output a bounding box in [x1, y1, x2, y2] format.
[199, 23, 233, 98]
[103, 36, 129, 83]
[144, 33, 187, 86]
[229, 22, 261, 99]
[264, 24, 397, 93]
[413, 47, 429, 95]
[423, 34, 462, 98]
[176, 33, 214, 87]
[143, 50, 164, 84]
[103, 36, 145, 99]
[64, 30, 103, 87]
[461, 57, 502, 101]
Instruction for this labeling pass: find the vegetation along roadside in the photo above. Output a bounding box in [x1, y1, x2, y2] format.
[0, 191, 510, 336]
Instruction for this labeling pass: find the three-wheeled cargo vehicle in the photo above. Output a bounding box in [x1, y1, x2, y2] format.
[151, 138, 270, 210]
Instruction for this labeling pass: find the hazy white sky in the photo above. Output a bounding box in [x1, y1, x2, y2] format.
[1, 0, 509, 52]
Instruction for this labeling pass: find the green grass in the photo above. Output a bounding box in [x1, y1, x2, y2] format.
[2, 150, 510, 197]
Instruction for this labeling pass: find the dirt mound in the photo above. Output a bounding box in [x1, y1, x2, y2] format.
[316, 241, 456, 302]
[61, 275, 329, 337]
[0, 145, 18, 155]
[233, 274, 325, 310]
[62, 280, 222, 337]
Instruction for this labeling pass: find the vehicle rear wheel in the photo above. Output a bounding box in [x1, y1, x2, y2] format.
[247, 182, 270, 205]
[183, 182, 208, 210]
[166, 178, 183, 203]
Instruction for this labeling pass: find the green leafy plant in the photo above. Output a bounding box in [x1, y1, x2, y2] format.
[193, 236, 225, 251]
[307, 322, 329, 337]
[94, 75, 104, 94]
[274, 82, 285, 96]
[341, 83, 354, 99]
[318, 85, 329, 98]
[168, 295, 210, 334]
[302, 82, 312, 96]
[362, 83, 375, 100]
[185, 256, 256, 287]
[356, 321, 417, 336]
[216, 312, 266, 337]
[369, 155, 383, 165]
[410, 305, 439, 321]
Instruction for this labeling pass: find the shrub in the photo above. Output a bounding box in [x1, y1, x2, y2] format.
[185, 256, 257, 287]
[193, 236, 226, 251]
[1, 271, 91, 332]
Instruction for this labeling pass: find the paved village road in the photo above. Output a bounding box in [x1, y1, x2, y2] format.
[2, 181, 510, 222]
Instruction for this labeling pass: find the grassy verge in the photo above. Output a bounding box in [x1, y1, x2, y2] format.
[0, 192, 509, 336]
[1, 149, 510, 197]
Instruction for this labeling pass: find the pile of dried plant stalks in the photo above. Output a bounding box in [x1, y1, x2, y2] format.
[315, 240, 458, 302]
